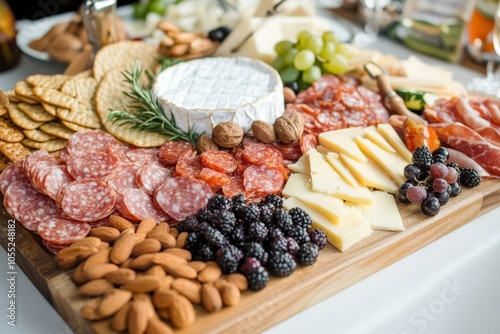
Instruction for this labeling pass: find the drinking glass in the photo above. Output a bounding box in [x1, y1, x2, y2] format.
[354, 0, 383, 46]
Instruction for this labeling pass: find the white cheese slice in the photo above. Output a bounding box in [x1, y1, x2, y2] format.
[325, 152, 360, 188]
[287, 150, 311, 175]
[152, 57, 284, 137]
[358, 191, 405, 231]
[282, 173, 347, 224]
[340, 154, 399, 194]
[318, 127, 367, 162]
[364, 125, 396, 153]
[309, 150, 373, 206]
[377, 123, 413, 163]
[283, 197, 373, 252]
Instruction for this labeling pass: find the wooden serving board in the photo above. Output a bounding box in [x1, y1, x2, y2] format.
[1, 180, 500, 333]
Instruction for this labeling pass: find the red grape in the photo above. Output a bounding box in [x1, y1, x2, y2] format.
[406, 185, 427, 204]
[444, 167, 458, 184]
[432, 178, 448, 193]
[430, 163, 448, 179]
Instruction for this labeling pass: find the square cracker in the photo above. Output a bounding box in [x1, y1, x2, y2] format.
[61, 77, 98, 103]
[14, 81, 38, 102]
[39, 121, 75, 140]
[0, 141, 32, 163]
[58, 101, 101, 129]
[41, 102, 57, 116]
[0, 118, 24, 142]
[32, 86, 76, 110]
[23, 129, 57, 142]
[21, 138, 67, 152]
[6, 104, 45, 130]
[17, 103, 56, 122]
[26, 74, 70, 90]
[61, 120, 93, 132]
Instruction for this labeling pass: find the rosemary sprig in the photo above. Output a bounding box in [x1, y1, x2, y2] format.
[107, 61, 201, 145]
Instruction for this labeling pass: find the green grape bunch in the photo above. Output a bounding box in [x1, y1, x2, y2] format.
[271, 30, 354, 89]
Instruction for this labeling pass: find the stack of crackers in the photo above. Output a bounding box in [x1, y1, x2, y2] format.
[0, 41, 172, 171]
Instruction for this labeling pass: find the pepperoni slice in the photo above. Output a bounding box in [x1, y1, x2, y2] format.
[64, 130, 117, 157]
[41, 165, 74, 200]
[67, 152, 119, 180]
[4, 180, 41, 221]
[242, 143, 275, 166]
[266, 145, 284, 167]
[158, 141, 194, 165]
[154, 176, 212, 221]
[116, 189, 168, 221]
[137, 163, 172, 195]
[106, 163, 141, 194]
[300, 133, 318, 154]
[37, 217, 91, 245]
[222, 175, 247, 199]
[0, 161, 28, 194]
[343, 110, 367, 127]
[175, 155, 202, 178]
[200, 150, 237, 173]
[126, 147, 160, 164]
[243, 165, 284, 194]
[341, 91, 366, 111]
[59, 180, 116, 222]
[198, 167, 230, 191]
[234, 150, 252, 173]
[18, 196, 59, 231]
[273, 142, 303, 161]
[106, 142, 132, 162]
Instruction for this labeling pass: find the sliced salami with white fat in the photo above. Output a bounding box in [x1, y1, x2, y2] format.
[37, 217, 91, 245]
[106, 163, 141, 194]
[116, 188, 168, 221]
[4, 180, 42, 221]
[41, 165, 74, 200]
[0, 161, 28, 194]
[67, 152, 118, 180]
[63, 130, 117, 157]
[18, 196, 59, 231]
[126, 147, 160, 164]
[136, 163, 172, 196]
[243, 165, 284, 194]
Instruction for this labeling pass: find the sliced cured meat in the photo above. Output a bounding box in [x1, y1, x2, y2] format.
[87, 218, 111, 228]
[4, 180, 41, 221]
[266, 145, 284, 167]
[106, 142, 132, 162]
[222, 175, 246, 198]
[175, 155, 202, 178]
[41, 165, 74, 200]
[200, 150, 237, 173]
[198, 167, 230, 191]
[357, 85, 381, 104]
[106, 163, 141, 194]
[64, 130, 116, 157]
[243, 165, 284, 194]
[234, 150, 252, 173]
[136, 163, 172, 195]
[455, 96, 491, 130]
[116, 188, 168, 221]
[341, 91, 366, 110]
[67, 152, 119, 180]
[126, 147, 159, 164]
[446, 148, 490, 178]
[37, 217, 91, 245]
[59, 180, 116, 221]
[299, 133, 318, 154]
[18, 196, 59, 231]
[478, 127, 500, 147]
[0, 161, 28, 194]
[22, 149, 58, 180]
[158, 141, 194, 165]
[343, 110, 367, 127]
[485, 99, 500, 126]
[242, 143, 275, 166]
[154, 176, 212, 221]
[273, 142, 303, 161]
[42, 239, 70, 254]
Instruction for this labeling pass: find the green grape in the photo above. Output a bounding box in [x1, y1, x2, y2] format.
[293, 50, 315, 71]
[318, 41, 335, 60]
[272, 56, 286, 71]
[280, 66, 300, 83]
[336, 43, 354, 59]
[283, 48, 299, 66]
[297, 30, 313, 44]
[323, 54, 349, 75]
[322, 31, 339, 44]
[274, 40, 295, 56]
[303, 35, 323, 54]
[302, 65, 322, 84]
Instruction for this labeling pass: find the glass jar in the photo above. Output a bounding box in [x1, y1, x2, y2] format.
[0, 0, 21, 72]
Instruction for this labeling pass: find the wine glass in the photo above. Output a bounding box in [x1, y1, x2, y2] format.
[354, 0, 383, 47]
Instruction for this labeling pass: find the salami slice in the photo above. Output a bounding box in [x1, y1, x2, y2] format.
[137, 163, 172, 195]
[222, 175, 247, 199]
[106, 142, 132, 162]
[18, 196, 59, 231]
[87, 218, 111, 228]
[243, 165, 284, 195]
[106, 163, 141, 194]
[67, 152, 119, 180]
[37, 217, 91, 245]
[273, 142, 303, 161]
[23, 149, 58, 180]
[126, 147, 160, 164]
[234, 150, 252, 173]
[116, 188, 168, 221]
[0, 161, 28, 194]
[154, 176, 212, 221]
[158, 141, 194, 165]
[198, 167, 230, 191]
[4, 180, 41, 221]
[175, 155, 202, 178]
[64, 130, 117, 157]
[42, 239, 70, 254]
[41, 165, 74, 200]
[59, 180, 116, 221]
[242, 143, 276, 166]
[299, 133, 318, 154]
[200, 150, 237, 173]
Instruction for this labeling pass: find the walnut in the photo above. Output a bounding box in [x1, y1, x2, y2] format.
[196, 134, 218, 153]
[251, 120, 276, 144]
[274, 115, 303, 144]
[212, 122, 244, 148]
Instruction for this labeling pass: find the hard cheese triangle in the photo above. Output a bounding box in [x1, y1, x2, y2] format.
[318, 127, 367, 162]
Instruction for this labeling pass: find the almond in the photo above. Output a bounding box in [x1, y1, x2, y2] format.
[89, 226, 120, 243]
[201, 283, 223, 313]
[134, 233, 147, 244]
[176, 232, 189, 249]
[169, 294, 195, 328]
[136, 218, 157, 235]
[189, 37, 215, 54]
[226, 273, 248, 292]
[187, 260, 207, 273]
[172, 278, 201, 304]
[83, 248, 111, 271]
[146, 317, 175, 334]
[97, 241, 110, 250]
[197, 261, 222, 283]
[152, 252, 187, 265]
[123, 276, 161, 293]
[169, 227, 179, 238]
[119, 258, 133, 269]
[169, 43, 189, 57]
[109, 215, 135, 231]
[96, 289, 133, 318]
[156, 20, 179, 33]
[283, 86, 296, 103]
[80, 298, 100, 321]
[83, 263, 119, 281]
[155, 261, 197, 280]
[153, 288, 177, 309]
[156, 308, 170, 320]
[145, 265, 166, 279]
[131, 238, 162, 257]
[128, 300, 149, 334]
[133, 293, 156, 318]
[151, 233, 176, 249]
[172, 32, 198, 44]
[162, 248, 192, 261]
[55, 245, 97, 269]
[71, 236, 101, 248]
[72, 261, 87, 285]
[104, 267, 136, 285]
[110, 233, 136, 264]
[213, 278, 229, 292]
[159, 275, 174, 290]
[78, 278, 114, 297]
[110, 301, 131, 332]
[221, 282, 240, 306]
[130, 253, 156, 271]
[147, 222, 170, 238]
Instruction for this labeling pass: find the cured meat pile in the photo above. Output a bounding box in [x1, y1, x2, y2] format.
[0, 131, 292, 252]
[285, 75, 390, 135]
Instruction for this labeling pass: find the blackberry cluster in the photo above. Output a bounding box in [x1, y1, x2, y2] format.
[178, 193, 326, 291]
[399, 146, 481, 216]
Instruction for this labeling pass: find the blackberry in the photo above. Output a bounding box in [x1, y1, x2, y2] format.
[265, 194, 283, 208]
[286, 237, 300, 257]
[288, 207, 312, 230]
[297, 242, 319, 266]
[268, 251, 296, 277]
[195, 221, 211, 233]
[412, 146, 432, 169]
[232, 193, 246, 205]
[459, 167, 481, 188]
[272, 208, 293, 232]
[244, 242, 269, 266]
[288, 227, 310, 245]
[207, 194, 233, 211]
[247, 221, 268, 241]
[267, 227, 284, 240]
[176, 216, 198, 233]
[240, 257, 261, 275]
[196, 207, 213, 222]
[269, 235, 288, 253]
[309, 229, 327, 249]
[241, 203, 261, 224]
[203, 226, 229, 248]
[184, 232, 203, 254]
[246, 266, 269, 291]
[230, 224, 245, 247]
[210, 210, 236, 235]
[259, 203, 274, 225]
[207, 25, 231, 43]
[194, 244, 214, 262]
[215, 245, 243, 275]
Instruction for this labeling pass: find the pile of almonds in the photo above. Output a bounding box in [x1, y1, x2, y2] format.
[55, 216, 247, 333]
[156, 19, 218, 60]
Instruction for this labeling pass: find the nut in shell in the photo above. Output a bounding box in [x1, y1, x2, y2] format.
[196, 134, 218, 153]
[252, 120, 277, 144]
[274, 115, 302, 144]
[212, 122, 244, 148]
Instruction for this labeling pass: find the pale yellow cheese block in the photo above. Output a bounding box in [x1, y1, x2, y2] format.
[376, 123, 413, 163]
[356, 191, 405, 231]
[318, 127, 367, 162]
[364, 125, 396, 153]
[325, 152, 361, 188]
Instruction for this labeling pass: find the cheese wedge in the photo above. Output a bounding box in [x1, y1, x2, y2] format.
[318, 127, 367, 162]
[358, 191, 405, 231]
[340, 154, 399, 194]
[325, 152, 361, 188]
[364, 125, 396, 153]
[282, 173, 347, 224]
[376, 123, 413, 163]
[309, 150, 373, 205]
[287, 150, 311, 175]
[355, 136, 407, 186]
[283, 197, 373, 252]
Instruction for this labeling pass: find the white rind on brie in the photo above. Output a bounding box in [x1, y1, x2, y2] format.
[152, 57, 284, 136]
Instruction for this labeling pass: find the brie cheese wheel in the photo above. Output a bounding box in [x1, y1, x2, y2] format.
[152, 57, 284, 136]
